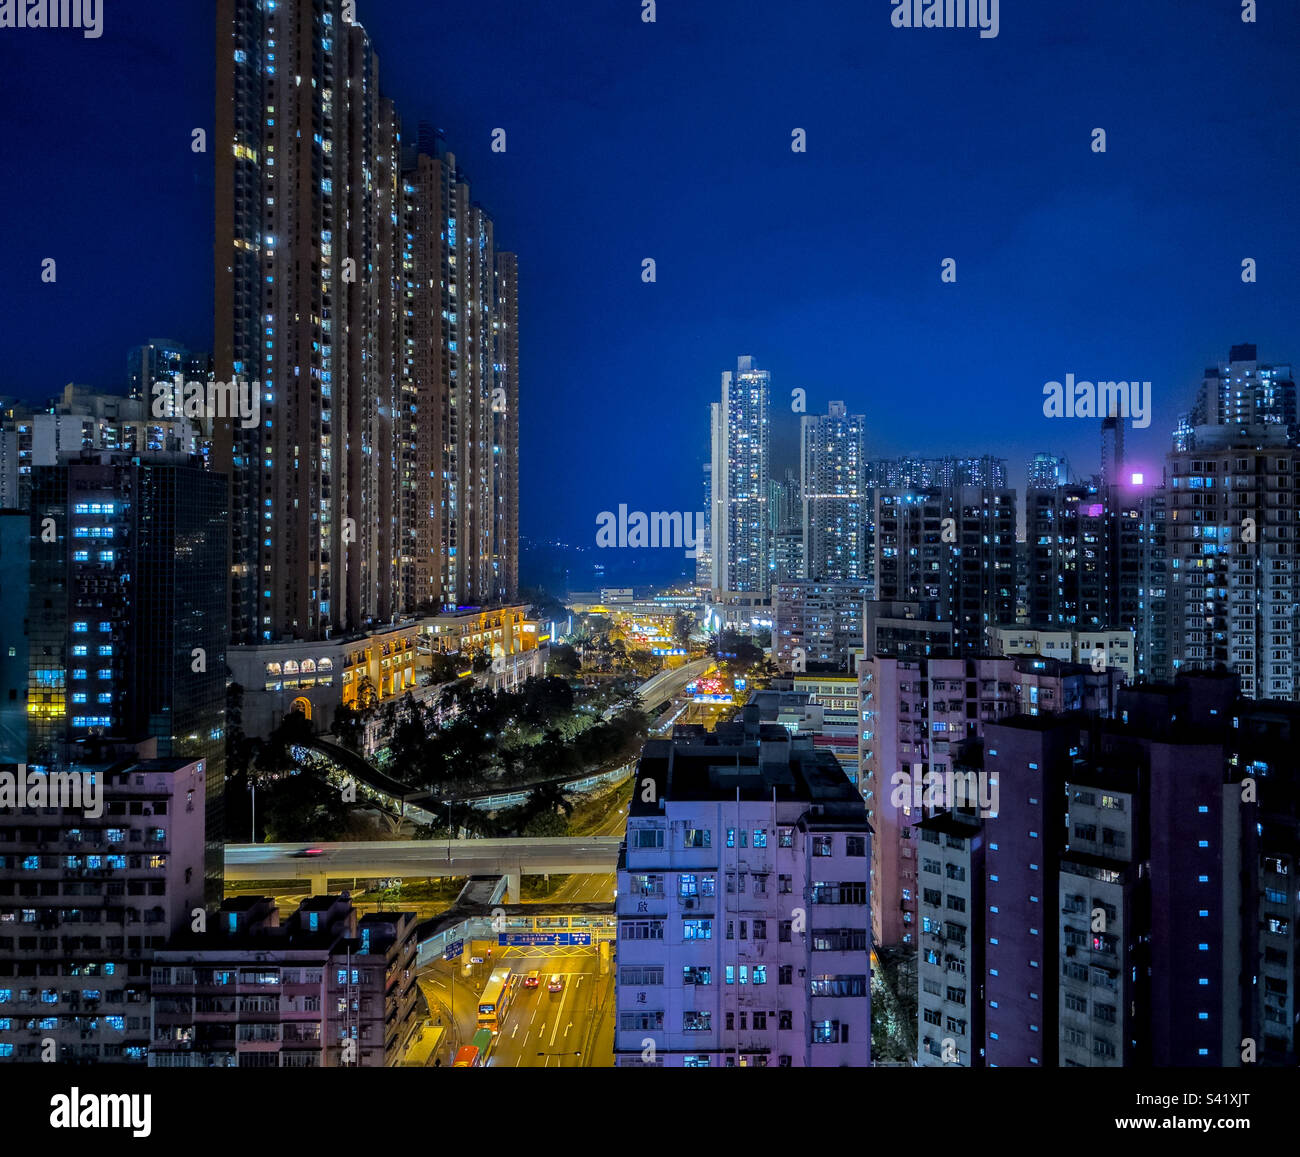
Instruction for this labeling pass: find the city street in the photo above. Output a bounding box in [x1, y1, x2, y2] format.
[417, 947, 615, 1067]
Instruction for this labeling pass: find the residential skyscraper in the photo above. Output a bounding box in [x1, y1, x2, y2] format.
[695, 463, 713, 588]
[26, 452, 229, 906]
[916, 802, 985, 1066]
[859, 653, 1121, 948]
[873, 485, 1017, 653]
[1167, 427, 1300, 701]
[151, 896, 421, 1068]
[1026, 452, 1069, 489]
[710, 357, 771, 598]
[0, 510, 28, 763]
[774, 580, 870, 672]
[1025, 483, 1109, 630]
[801, 402, 866, 581]
[127, 339, 212, 401]
[0, 386, 206, 511]
[401, 148, 519, 611]
[1024, 475, 1170, 683]
[1101, 410, 1125, 490]
[1183, 344, 1297, 449]
[870, 455, 1008, 490]
[215, 0, 517, 644]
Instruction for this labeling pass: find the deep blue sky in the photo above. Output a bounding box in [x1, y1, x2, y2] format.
[3, 1, 1298, 569]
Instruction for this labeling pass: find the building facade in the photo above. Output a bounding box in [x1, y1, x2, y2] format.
[0, 755, 209, 1064]
[874, 485, 1017, 654]
[801, 403, 866, 582]
[774, 580, 869, 674]
[215, 0, 518, 644]
[26, 453, 228, 906]
[859, 654, 1122, 947]
[150, 895, 421, 1068]
[1167, 429, 1300, 701]
[615, 708, 870, 1066]
[710, 357, 772, 598]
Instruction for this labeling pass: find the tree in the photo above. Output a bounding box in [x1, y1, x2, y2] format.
[257, 709, 317, 775]
[711, 628, 763, 668]
[527, 780, 575, 821]
[331, 701, 367, 753]
[225, 682, 258, 779]
[627, 648, 657, 677]
[260, 769, 354, 842]
[521, 586, 568, 622]
[547, 644, 580, 677]
[585, 614, 614, 637]
[523, 809, 569, 838]
[425, 653, 462, 685]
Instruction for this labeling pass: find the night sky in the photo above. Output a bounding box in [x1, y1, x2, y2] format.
[3, 1, 1298, 586]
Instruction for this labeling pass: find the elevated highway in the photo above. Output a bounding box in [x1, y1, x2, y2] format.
[226, 836, 622, 899]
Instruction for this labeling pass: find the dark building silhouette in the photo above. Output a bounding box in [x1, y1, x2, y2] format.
[27, 451, 228, 906]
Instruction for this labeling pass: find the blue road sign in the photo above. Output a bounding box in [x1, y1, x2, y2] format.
[498, 932, 593, 947]
[444, 939, 464, 960]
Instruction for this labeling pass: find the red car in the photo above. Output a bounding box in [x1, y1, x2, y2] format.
[546, 974, 564, 993]
[523, 971, 540, 989]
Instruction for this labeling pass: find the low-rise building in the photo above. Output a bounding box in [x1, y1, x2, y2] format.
[0, 754, 209, 1064]
[989, 625, 1135, 685]
[615, 706, 871, 1067]
[150, 895, 421, 1068]
[227, 604, 536, 737]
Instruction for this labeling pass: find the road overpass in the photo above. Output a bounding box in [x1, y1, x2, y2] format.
[635, 657, 711, 708]
[225, 836, 622, 899]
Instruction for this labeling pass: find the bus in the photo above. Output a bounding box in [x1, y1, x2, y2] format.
[477, 966, 514, 1034]
[453, 1029, 494, 1068]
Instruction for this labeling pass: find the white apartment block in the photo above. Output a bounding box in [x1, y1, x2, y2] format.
[615, 708, 870, 1067]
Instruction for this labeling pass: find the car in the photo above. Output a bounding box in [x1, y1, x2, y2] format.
[291, 848, 325, 858]
[523, 971, 540, 989]
[546, 974, 564, 993]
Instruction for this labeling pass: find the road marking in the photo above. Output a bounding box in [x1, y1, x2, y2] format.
[547, 979, 575, 1048]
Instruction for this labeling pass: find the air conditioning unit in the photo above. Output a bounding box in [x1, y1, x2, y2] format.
[683, 898, 697, 910]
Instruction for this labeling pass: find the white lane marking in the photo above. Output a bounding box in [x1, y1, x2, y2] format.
[547, 978, 575, 1048]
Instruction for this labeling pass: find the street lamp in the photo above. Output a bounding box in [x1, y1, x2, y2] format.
[445, 801, 453, 862]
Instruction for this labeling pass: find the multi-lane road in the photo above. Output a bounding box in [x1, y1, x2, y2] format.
[488, 951, 613, 1067]
[417, 948, 615, 1067]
